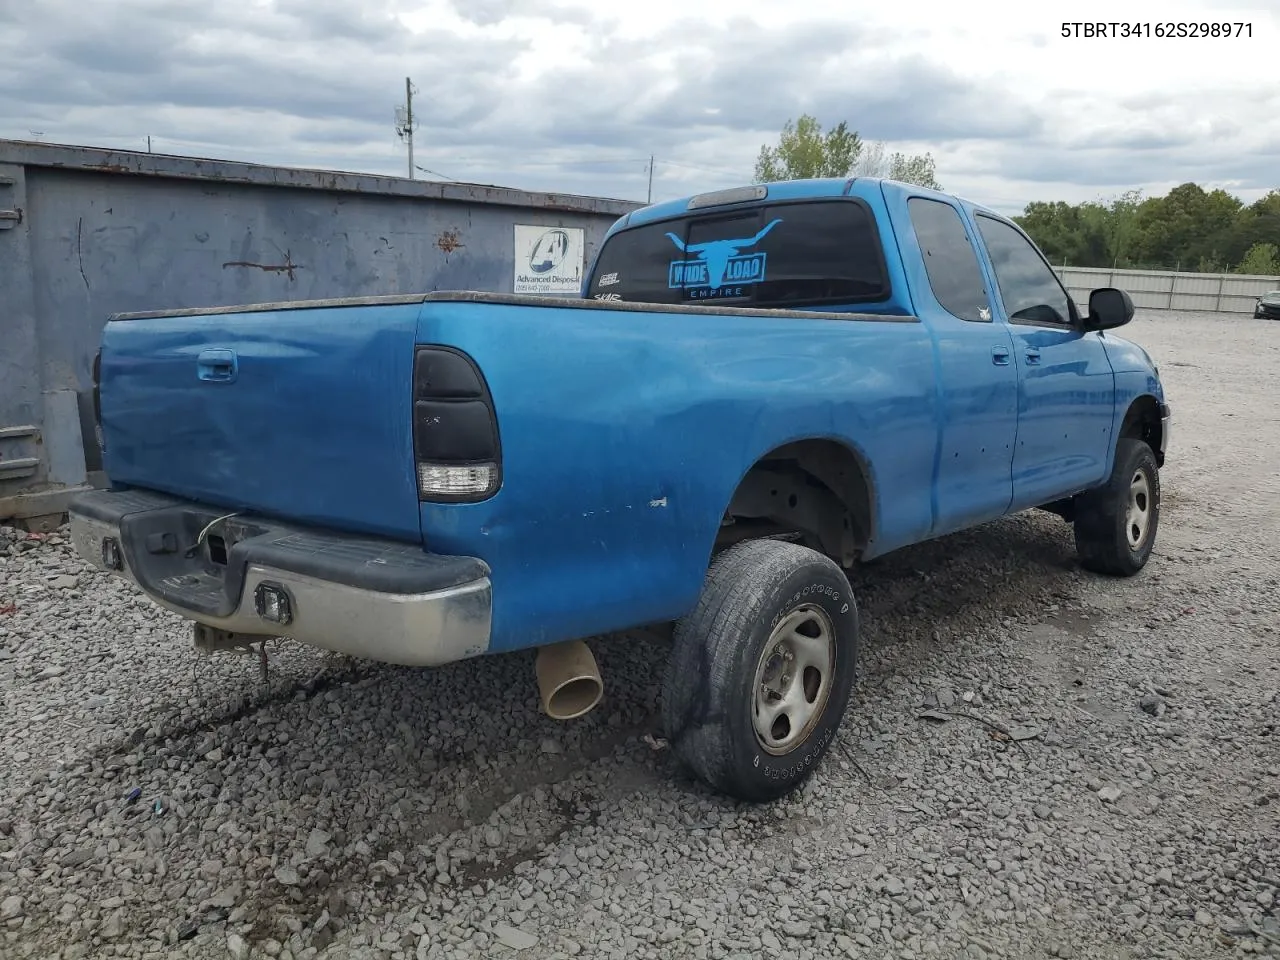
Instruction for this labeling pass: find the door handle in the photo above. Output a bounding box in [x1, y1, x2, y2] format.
[991, 346, 1011, 366]
[197, 347, 238, 382]
[1025, 348, 1042, 365]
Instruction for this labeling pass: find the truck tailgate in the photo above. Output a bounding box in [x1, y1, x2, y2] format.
[97, 298, 425, 541]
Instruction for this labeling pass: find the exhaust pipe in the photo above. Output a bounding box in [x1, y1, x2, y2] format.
[535, 639, 604, 720]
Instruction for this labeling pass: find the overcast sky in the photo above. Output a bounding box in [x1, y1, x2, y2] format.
[1, 0, 1277, 214]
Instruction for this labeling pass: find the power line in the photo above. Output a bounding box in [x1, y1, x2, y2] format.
[412, 155, 748, 205]
[414, 164, 457, 181]
[69, 126, 746, 185]
[52, 128, 752, 203]
[655, 157, 749, 177]
[414, 155, 747, 178]
[418, 156, 650, 170]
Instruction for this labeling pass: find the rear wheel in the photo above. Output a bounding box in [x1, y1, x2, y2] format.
[1073, 438, 1160, 576]
[661, 539, 859, 802]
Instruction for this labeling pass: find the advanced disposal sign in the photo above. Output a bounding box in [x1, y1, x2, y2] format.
[514, 225, 585, 295]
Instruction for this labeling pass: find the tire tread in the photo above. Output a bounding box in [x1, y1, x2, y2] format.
[661, 538, 858, 801]
[1073, 438, 1160, 576]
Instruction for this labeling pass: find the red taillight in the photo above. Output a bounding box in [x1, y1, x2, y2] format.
[412, 346, 501, 502]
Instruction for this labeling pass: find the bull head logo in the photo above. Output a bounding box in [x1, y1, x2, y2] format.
[666, 218, 782, 290]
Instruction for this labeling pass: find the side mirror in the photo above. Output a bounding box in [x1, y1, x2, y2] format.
[1083, 287, 1134, 332]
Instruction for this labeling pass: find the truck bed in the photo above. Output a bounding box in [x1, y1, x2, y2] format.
[97, 290, 937, 653]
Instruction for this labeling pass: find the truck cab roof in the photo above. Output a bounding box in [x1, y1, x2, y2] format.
[614, 177, 1004, 235]
[586, 177, 1015, 317]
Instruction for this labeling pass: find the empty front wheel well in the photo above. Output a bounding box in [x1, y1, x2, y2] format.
[1120, 395, 1163, 466]
[717, 439, 874, 568]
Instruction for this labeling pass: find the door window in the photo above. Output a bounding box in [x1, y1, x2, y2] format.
[907, 198, 991, 322]
[975, 215, 1073, 327]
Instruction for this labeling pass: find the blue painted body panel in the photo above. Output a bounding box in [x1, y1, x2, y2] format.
[948, 197, 1120, 511]
[876, 184, 1021, 535]
[415, 298, 938, 651]
[1099, 333, 1167, 476]
[94, 176, 1170, 659]
[1001, 323, 1116, 511]
[99, 303, 424, 541]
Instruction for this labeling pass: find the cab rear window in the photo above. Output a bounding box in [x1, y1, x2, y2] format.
[587, 199, 891, 308]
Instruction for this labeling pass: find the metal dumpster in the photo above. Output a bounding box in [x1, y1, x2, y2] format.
[0, 139, 638, 526]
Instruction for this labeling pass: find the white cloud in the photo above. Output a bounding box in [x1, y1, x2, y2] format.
[0, 0, 1276, 212]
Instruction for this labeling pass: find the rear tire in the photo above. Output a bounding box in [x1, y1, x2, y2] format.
[1073, 438, 1160, 576]
[661, 539, 859, 802]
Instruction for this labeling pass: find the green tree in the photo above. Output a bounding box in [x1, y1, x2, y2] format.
[887, 151, 941, 190]
[1014, 201, 1107, 266]
[1227, 191, 1280, 264]
[754, 116, 942, 189]
[754, 115, 862, 182]
[1013, 183, 1280, 273]
[1235, 242, 1280, 276]
[1128, 183, 1243, 269]
[1104, 189, 1143, 267]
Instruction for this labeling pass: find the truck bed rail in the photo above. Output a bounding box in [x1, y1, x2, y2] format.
[111, 290, 920, 324]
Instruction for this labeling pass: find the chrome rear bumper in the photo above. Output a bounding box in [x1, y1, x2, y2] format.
[68, 489, 491, 667]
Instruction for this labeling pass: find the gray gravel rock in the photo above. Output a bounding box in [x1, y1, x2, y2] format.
[101, 909, 126, 939]
[1139, 693, 1167, 718]
[305, 828, 331, 859]
[493, 924, 538, 950]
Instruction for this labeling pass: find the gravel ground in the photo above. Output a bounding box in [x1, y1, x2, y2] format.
[1, 309, 1278, 960]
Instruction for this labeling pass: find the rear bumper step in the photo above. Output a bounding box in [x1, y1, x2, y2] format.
[68, 489, 492, 667]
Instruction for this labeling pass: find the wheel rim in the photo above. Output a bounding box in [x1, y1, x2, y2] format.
[1126, 468, 1152, 549]
[751, 604, 835, 756]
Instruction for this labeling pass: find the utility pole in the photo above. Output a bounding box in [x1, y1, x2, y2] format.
[405, 77, 414, 179]
[647, 155, 654, 204]
[147, 136, 152, 153]
[395, 77, 418, 179]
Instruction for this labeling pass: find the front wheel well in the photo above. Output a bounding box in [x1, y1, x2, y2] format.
[1120, 395, 1164, 467]
[717, 439, 874, 568]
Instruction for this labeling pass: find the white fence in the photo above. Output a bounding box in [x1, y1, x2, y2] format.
[1054, 266, 1279, 315]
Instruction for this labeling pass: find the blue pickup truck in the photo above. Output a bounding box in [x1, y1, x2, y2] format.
[69, 177, 1171, 802]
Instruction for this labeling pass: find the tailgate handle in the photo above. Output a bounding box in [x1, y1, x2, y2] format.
[197, 348, 238, 383]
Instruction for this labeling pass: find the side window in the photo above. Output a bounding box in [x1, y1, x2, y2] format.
[975, 215, 1072, 326]
[907, 197, 991, 322]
